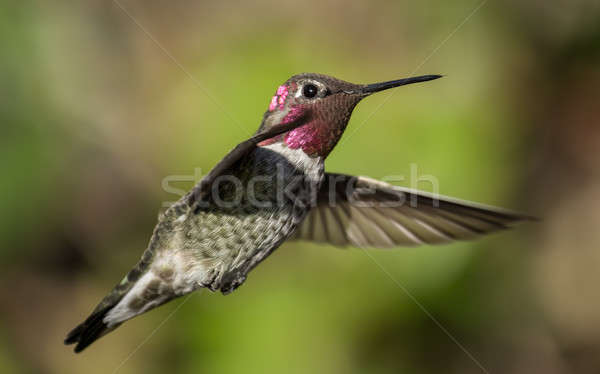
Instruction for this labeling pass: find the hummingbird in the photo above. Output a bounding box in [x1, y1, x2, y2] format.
[65, 73, 531, 353]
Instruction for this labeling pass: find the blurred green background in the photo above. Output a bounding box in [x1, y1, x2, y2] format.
[2, 0, 600, 373]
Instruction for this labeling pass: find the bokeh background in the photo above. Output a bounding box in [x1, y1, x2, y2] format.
[2, 1, 600, 373]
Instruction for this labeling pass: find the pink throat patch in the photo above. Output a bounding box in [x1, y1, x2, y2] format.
[284, 121, 326, 156]
[269, 85, 289, 111]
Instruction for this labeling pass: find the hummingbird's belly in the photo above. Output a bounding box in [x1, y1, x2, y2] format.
[173, 144, 324, 293]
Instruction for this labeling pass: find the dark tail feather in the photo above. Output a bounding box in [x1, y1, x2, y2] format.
[65, 257, 150, 352]
[64, 304, 121, 353]
[65, 254, 155, 352]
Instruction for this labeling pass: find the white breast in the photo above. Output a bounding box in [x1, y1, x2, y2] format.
[261, 142, 324, 185]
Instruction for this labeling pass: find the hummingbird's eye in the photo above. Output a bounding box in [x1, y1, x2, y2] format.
[302, 84, 318, 98]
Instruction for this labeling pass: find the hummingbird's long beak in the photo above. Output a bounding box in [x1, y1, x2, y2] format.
[360, 75, 442, 95]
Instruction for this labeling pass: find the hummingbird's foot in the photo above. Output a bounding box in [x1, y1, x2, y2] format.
[200, 269, 221, 292]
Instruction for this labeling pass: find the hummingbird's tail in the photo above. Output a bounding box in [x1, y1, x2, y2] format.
[64, 303, 120, 353]
[64, 272, 136, 353]
[65, 257, 154, 353]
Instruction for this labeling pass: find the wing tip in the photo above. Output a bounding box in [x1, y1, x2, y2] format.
[498, 211, 540, 224]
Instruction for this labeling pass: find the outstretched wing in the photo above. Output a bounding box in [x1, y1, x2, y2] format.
[291, 173, 534, 247]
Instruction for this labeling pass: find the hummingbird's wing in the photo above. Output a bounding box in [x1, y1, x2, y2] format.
[187, 111, 310, 206]
[291, 173, 534, 247]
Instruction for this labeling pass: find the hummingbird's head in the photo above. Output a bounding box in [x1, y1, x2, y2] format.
[258, 73, 441, 158]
